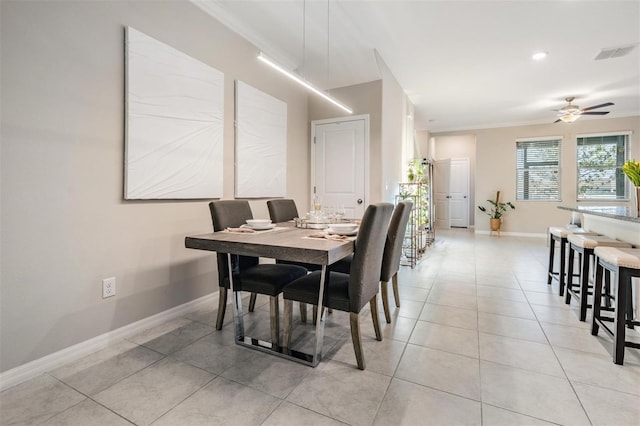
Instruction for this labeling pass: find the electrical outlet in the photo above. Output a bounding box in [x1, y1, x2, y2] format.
[102, 277, 116, 298]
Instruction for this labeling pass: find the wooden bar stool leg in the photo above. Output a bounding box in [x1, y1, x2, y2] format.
[565, 245, 576, 304]
[613, 269, 629, 365]
[591, 262, 604, 336]
[547, 236, 556, 285]
[559, 238, 567, 296]
[578, 250, 592, 321]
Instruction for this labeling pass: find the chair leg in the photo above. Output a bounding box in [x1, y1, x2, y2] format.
[613, 270, 630, 365]
[547, 236, 555, 285]
[283, 299, 293, 349]
[578, 251, 591, 321]
[349, 312, 365, 370]
[370, 295, 382, 341]
[559, 238, 567, 296]
[392, 273, 400, 307]
[591, 262, 604, 336]
[381, 281, 392, 323]
[216, 287, 228, 330]
[312, 305, 318, 325]
[249, 293, 257, 312]
[270, 296, 279, 346]
[565, 245, 576, 304]
[299, 302, 307, 323]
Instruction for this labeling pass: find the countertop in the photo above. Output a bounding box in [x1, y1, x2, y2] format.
[558, 205, 640, 223]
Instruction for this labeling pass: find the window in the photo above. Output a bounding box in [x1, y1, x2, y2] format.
[576, 133, 629, 200]
[516, 138, 561, 201]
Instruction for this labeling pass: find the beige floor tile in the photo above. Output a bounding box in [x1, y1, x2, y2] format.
[374, 378, 481, 426]
[395, 344, 481, 400]
[555, 347, 640, 396]
[477, 286, 527, 302]
[0, 374, 85, 426]
[477, 297, 536, 320]
[329, 335, 406, 376]
[286, 360, 391, 426]
[573, 382, 640, 426]
[153, 376, 280, 426]
[478, 312, 547, 343]
[479, 332, 564, 377]
[419, 303, 478, 330]
[220, 350, 313, 398]
[50, 339, 163, 395]
[127, 319, 214, 355]
[45, 399, 132, 426]
[427, 290, 478, 310]
[481, 404, 557, 425]
[480, 361, 590, 425]
[409, 321, 479, 358]
[262, 401, 346, 426]
[530, 304, 590, 328]
[93, 358, 213, 426]
[540, 321, 611, 356]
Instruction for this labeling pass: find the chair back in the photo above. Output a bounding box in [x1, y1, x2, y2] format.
[208, 200, 258, 285]
[348, 203, 394, 311]
[380, 200, 413, 281]
[267, 199, 299, 222]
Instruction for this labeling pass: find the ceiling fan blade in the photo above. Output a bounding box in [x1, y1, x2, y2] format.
[553, 119, 562, 123]
[581, 111, 610, 115]
[581, 102, 614, 112]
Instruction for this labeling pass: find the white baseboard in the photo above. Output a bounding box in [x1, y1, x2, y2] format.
[475, 230, 547, 238]
[0, 292, 217, 392]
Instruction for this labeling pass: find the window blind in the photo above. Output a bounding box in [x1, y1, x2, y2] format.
[576, 133, 628, 200]
[516, 139, 561, 201]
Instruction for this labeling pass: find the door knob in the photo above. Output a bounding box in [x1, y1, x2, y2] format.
[357, 199, 363, 204]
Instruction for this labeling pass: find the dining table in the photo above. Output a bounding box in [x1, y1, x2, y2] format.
[184, 221, 355, 366]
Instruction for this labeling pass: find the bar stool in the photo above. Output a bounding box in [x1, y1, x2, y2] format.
[565, 235, 632, 321]
[547, 227, 599, 296]
[591, 247, 640, 365]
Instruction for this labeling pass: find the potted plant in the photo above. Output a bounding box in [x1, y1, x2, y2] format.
[478, 191, 515, 234]
[407, 158, 425, 182]
[622, 159, 640, 213]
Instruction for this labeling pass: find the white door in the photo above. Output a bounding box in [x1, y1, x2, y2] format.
[434, 159, 451, 229]
[311, 116, 368, 218]
[449, 158, 470, 228]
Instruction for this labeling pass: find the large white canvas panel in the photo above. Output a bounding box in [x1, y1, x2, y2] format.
[235, 81, 287, 198]
[125, 27, 223, 199]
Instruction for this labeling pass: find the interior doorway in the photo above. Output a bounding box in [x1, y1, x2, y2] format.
[311, 115, 369, 219]
[435, 157, 470, 229]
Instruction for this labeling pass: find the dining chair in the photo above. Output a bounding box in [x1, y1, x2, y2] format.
[329, 200, 413, 323]
[281, 202, 394, 370]
[208, 200, 307, 345]
[267, 199, 321, 322]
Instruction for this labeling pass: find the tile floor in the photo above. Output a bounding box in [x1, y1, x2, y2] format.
[2, 229, 640, 425]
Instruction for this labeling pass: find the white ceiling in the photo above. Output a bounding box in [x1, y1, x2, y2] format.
[195, 0, 640, 132]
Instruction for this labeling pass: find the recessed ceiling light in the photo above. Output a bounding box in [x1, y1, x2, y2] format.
[532, 51, 548, 61]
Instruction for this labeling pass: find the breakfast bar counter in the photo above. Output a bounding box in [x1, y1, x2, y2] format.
[558, 205, 639, 246]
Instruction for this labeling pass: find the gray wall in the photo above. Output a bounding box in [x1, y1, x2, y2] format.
[1, 1, 310, 372]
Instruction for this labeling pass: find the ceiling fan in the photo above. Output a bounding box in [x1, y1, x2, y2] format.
[554, 97, 614, 123]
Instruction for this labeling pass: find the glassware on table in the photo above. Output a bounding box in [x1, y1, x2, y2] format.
[335, 204, 345, 221]
[313, 195, 322, 213]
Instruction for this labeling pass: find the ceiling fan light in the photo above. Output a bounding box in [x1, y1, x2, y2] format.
[559, 114, 579, 123]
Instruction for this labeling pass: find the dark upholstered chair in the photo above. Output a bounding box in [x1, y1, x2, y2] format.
[281, 202, 394, 370]
[209, 200, 307, 345]
[267, 199, 300, 223]
[329, 200, 413, 323]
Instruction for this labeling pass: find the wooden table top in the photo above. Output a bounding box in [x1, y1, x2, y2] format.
[185, 223, 354, 265]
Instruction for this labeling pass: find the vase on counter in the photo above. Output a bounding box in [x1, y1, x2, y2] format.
[635, 187, 640, 214]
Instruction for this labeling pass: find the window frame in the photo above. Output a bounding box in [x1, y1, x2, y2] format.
[515, 136, 562, 202]
[575, 131, 631, 202]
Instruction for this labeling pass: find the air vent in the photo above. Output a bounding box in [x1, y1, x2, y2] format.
[594, 44, 637, 60]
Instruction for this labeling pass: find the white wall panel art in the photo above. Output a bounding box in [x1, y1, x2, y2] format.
[125, 27, 223, 199]
[235, 81, 287, 198]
